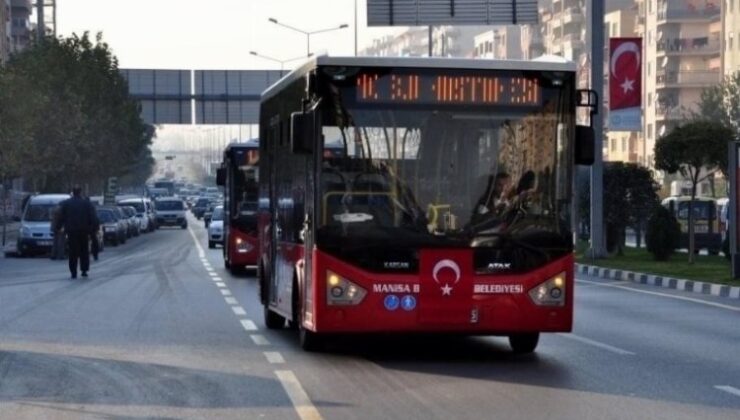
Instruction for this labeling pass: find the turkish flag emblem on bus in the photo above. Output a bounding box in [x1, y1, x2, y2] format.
[609, 38, 642, 131]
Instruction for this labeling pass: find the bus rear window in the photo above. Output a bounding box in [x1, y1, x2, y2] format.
[677, 202, 714, 220]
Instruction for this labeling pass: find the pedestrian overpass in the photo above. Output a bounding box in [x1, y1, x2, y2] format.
[120, 69, 284, 125]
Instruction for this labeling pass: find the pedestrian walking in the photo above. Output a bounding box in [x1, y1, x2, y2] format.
[58, 186, 98, 279]
[50, 206, 66, 260]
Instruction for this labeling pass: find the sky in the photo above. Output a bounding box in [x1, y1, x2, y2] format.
[47, 0, 407, 150]
[52, 0, 401, 70]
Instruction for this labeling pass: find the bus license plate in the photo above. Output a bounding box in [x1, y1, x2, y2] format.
[38, 240, 52, 246]
[694, 225, 708, 233]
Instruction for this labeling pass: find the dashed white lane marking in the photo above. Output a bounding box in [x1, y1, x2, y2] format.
[250, 334, 270, 345]
[221, 289, 232, 296]
[715, 385, 740, 398]
[212, 277, 222, 282]
[208, 272, 219, 277]
[232, 306, 247, 316]
[275, 370, 323, 420]
[216, 282, 227, 288]
[225, 297, 238, 305]
[556, 333, 636, 356]
[577, 279, 740, 313]
[240, 319, 258, 331]
[264, 351, 285, 364]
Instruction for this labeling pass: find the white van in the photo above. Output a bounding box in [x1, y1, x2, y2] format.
[17, 194, 70, 257]
[154, 197, 187, 229]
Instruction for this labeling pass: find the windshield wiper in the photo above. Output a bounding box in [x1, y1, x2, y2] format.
[466, 231, 549, 259]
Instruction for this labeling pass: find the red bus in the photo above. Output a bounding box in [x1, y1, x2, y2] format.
[257, 56, 594, 352]
[216, 140, 260, 274]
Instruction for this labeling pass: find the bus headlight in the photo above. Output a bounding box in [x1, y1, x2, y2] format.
[235, 237, 253, 253]
[326, 270, 367, 306]
[528, 272, 566, 307]
[20, 226, 31, 238]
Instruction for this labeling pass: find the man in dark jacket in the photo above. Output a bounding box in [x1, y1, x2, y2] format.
[58, 186, 98, 278]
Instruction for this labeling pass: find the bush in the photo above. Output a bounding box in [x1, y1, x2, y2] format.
[646, 206, 681, 261]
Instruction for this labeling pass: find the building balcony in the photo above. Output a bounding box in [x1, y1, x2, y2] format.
[562, 33, 584, 50]
[655, 105, 689, 121]
[656, 69, 720, 88]
[657, 38, 720, 56]
[657, 6, 721, 24]
[562, 7, 584, 25]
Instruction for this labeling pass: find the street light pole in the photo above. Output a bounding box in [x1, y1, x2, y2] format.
[268, 18, 349, 57]
[588, 0, 607, 258]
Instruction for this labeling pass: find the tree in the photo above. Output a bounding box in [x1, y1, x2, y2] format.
[0, 33, 154, 192]
[646, 206, 681, 261]
[697, 72, 740, 139]
[577, 163, 659, 255]
[654, 121, 734, 263]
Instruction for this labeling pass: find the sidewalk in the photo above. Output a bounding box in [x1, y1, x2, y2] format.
[576, 263, 740, 300]
[1, 222, 19, 257]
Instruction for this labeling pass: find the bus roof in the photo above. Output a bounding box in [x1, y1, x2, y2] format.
[224, 139, 258, 153]
[262, 54, 578, 102]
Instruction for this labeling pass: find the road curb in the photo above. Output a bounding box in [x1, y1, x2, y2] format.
[575, 263, 740, 300]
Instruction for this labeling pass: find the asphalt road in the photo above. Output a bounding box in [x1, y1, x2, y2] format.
[1, 215, 739, 419]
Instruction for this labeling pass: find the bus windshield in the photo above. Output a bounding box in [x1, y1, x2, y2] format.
[316, 76, 574, 269]
[677, 201, 714, 220]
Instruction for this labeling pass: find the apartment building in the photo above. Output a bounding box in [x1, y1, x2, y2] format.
[473, 26, 523, 59]
[638, 0, 722, 169]
[9, 0, 31, 53]
[724, 0, 740, 75]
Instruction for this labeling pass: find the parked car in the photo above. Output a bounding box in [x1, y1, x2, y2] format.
[16, 194, 70, 257]
[118, 206, 140, 237]
[155, 197, 187, 228]
[97, 207, 127, 246]
[192, 197, 210, 219]
[118, 198, 153, 233]
[208, 206, 224, 248]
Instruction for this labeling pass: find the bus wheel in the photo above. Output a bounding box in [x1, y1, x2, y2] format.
[509, 333, 539, 354]
[208, 241, 215, 249]
[264, 306, 285, 329]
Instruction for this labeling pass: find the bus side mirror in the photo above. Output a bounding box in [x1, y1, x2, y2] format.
[575, 125, 595, 166]
[216, 168, 226, 186]
[291, 112, 314, 154]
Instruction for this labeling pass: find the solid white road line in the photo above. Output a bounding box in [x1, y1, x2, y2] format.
[715, 385, 740, 398]
[264, 351, 285, 364]
[215, 282, 226, 288]
[240, 319, 258, 331]
[220, 289, 232, 296]
[232, 306, 247, 316]
[275, 370, 323, 420]
[224, 297, 238, 305]
[577, 279, 740, 313]
[556, 333, 636, 356]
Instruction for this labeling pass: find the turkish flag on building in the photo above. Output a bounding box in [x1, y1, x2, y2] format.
[609, 38, 642, 111]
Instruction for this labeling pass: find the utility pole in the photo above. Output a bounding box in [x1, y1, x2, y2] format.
[589, 0, 607, 258]
[36, 0, 44, 39]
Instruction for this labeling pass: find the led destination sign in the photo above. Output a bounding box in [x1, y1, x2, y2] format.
[356, 71, 541, 106]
